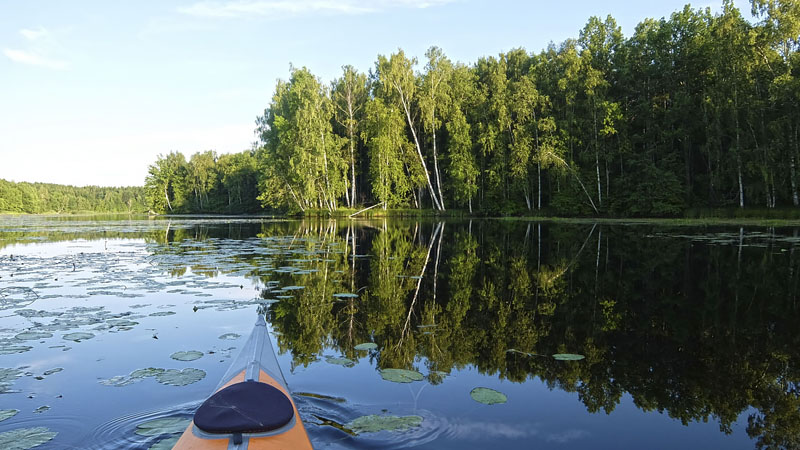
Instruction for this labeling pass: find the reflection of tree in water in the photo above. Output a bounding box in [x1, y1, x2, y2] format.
[145, 218, 800, 448]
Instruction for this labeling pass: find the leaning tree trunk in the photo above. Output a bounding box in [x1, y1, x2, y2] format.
[432, 111, 445, 210]
[395, 83, 442, 211]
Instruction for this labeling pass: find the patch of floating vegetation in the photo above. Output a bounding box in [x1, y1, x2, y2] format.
[156, 368, 206, 386]
[100, 367, 206, 387]
[0, 367, 25, 393]
[380, 368, 424, 383]
[135, 417, 191, 436]
[347, 415, 423, 434]
[62, 332, 94, 342]
[470, 387, 507, 405]
[325, 356, 354, 367]
[170, 351, 203, 362]
[0, 426, 58, 450]
[218, 333, 240, 340]
[0, 409, 19, 422]
[13, 331, 53, 340]
[295, 392, 347, 403]
[354, 342, 377, 351]
[552, 353, 585, 361]
[0, 341, 33, 356]
[32, 406, 50, 414]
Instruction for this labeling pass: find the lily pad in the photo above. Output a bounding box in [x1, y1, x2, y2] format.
[0, 343, 32, 355]
[149, 436, 180, 450]
[218, 333, 240, 340]
[155, 368, 206, 386]
[354, 342, 378, 351]
[347, 414, 423, 434]
[470, 387, 507, 405]
[14, 331, 53, 341]
[380, 368, 424, 383]
[0, 426, 58, 449]
[552, 353, 585, 361]
[32, 406, 50, 414]
[63, 332, 94, 342]
[333, 293, 359, 299]
[326, 356, 354, 367]
[107, 319, 138, 327]
[149, 311, 175, 317]
[135, 417, 191, 436]
[0, 409, 18, 422]
[100, 368, 165, 387]
[42, 368, 63, 376]
[0, 368, 24, 384]
[131, 368, 166, 378]
[170, 351, 203, 362]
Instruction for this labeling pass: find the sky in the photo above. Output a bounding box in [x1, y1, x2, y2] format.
[0, 0, 751, 187]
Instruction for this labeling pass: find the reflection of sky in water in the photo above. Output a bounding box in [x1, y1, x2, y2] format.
[0, 217, 783, 448]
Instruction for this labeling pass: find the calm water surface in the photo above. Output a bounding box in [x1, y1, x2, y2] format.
[0, 215, 798, 449]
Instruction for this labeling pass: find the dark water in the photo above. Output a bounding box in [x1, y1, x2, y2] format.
[0, 216, 798, 449]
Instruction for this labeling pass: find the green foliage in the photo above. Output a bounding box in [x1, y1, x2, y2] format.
[136, 2, 800, 218]
[143, 150, 261, 214]
[0, 179, 146, 214]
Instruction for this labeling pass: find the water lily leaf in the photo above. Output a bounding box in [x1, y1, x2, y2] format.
[0, 368, 24, 384]
[0, 427, 58, 449]
[347, 415, 423, 434]
[107, 319, 138, 327]
[354, 343, 377, 351]
[552, 353, 585, 361]
[218, 333, 240, 340]
[0, 343, 32, 355]
[63, 332, 94, 342]
[149, 436, 180, 450]
[470, 387, 507, 405]
[14, 331, 53, 341]
[326, 356, 354, 367]
[148, 311, 175, 317]
[155, 368, 205, 386]
[281, 286, 305, 291]
[380, 368, 424, 383]
[170, 351, 203, 362]
[0, 409, 18, 422]
[100, 368, 166, 387]
[135, 417, 191, 436]
[32, 406, 50, 414]
[42, 368, 63, 376]
[131, 368, 166, 378]
[333, 293, 359, 299]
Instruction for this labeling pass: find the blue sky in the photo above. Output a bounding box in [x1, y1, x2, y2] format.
[0, 0, 748, 187]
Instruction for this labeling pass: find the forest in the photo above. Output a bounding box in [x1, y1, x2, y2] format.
[142, 0, 800, 217]
[0, 178, 146, 214]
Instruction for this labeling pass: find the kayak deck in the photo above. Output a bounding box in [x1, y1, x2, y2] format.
[173, 316, 312, 450]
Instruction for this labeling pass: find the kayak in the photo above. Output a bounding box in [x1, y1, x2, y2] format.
[173, 315, 313, 449]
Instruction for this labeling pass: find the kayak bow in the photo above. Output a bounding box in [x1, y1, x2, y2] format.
[173, 315, 312, 450]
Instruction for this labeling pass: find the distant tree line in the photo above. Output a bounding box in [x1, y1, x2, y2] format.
[145, 1, 800, 216]
[144, 151, 261, 214]
[0, 179, 146, 214]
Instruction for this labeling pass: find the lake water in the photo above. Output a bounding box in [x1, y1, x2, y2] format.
[0, 215, 798, 449]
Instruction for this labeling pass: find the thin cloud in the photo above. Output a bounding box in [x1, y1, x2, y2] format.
[3, 49, 68, 70]
[4, 26, 69, 70]
[178, 0, 456, 19]
[20, 27, 49, 41]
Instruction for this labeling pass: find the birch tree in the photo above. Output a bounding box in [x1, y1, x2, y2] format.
[332, 65, 368, 208]
[376, 50, 443, 210]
